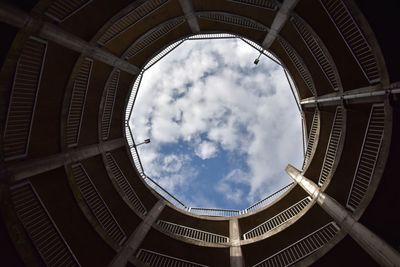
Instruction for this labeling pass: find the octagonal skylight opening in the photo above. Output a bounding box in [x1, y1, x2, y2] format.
[125, 33, 304, 216]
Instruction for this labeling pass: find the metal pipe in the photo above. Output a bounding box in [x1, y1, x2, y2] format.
[0, 2, 140, 75]
[286, 164, 400, 267]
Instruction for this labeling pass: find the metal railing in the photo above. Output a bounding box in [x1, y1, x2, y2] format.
[196, 11, 268, 31]
[252, 222, 340, 267]
[347, 104, 385, 211]
[320, 0, 380, 84]
[136, 249, 209, 267]
[157, 220, 229, 243]
[104, 152, 147, 215]
[278, 37, 316, 96]
[10, 181, 80, 266]
[101, 70, 120, 141]
[243, 197, 312, 240]
[188, 207, 241, 217]
[227, 0, 278, 10]
[144, 175, 188, 210]
[3, 37, 47, 161]
[66, 58, 93, 147]
[71, 163, 127, 245]
[97, 0, 169, 45]
[291, 15, 339, 90]
[45, 0, 93, 22]
[318, 106, 343, 186]
[303, 109, 320, 169]
[243, 182, 295, 214]
[125, 17, 186, 59]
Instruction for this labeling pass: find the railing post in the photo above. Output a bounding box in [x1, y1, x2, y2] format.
[108, 200, 165, 267]
[230, 219, 245, 267]
[286, 165, 400, 267]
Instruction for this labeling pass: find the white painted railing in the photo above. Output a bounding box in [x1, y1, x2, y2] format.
[157, 220, 229, 243]
[136, 249, 209, 267]
[320, 0, 380, 84]
[10, 181, 80, 266]
[71, 163, 127, 245]
[318, 106, 343, 186]
[125, 17, 186, 59]
[243, 197, 312, 240]
[227, 0, 278, 10]
[66, 58, 93, 147]
[291, 15, 339, 90]
[196, 11, 268, 31]
[303, 109, 320, 169]
[188, 207, 241, 217]
[104, 152, 147, 215]
[45, 0, 93, 22]
[278, 37, 316, 96]
[347, 104, 385, 211]
[3, 37, 47, 161]
[101, 70, 120, 141]
[252, 222, 340, 267]
[98, 0, 169, 45]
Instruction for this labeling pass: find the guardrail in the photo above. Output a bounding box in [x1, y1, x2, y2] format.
[101, 70, 120, 141]
[318, 106, 343, 186]
[243, 197, 312, 240]
[278, 37, 316, 96]
[66, 58, 93, 147]
[157, 220, 229, 243]
[10, 181, 80, 266]
[97, 0, 169, 45]
[227, 0, 278, 11]
[45, 0, 93, 22]
[136, 249, 209, 267]
[104, 152, 147, 215]
[320, 0, 380, 84]
[347, 104, 384, 211]
[303, 109, 320, 169]
[71, 163, 127, 245]
[291, 15, 339, 90]
[253, 222, 340, 267]
[3, 37, 47, 161]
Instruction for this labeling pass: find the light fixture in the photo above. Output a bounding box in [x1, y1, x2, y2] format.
[136, 138, 151, 147]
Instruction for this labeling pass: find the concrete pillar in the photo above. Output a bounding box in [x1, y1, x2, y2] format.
[286, 164, 400, 267]
[0, 2, 139, 75]
[6, 138, 125, 182]
[109, 200, 165, 267]
[230, 219, 245, 267]
[178, 0, 200, 33]
[301, 85, 400, 108]
[262, 0, 300, 49]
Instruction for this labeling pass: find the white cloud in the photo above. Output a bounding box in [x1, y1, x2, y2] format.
[129, 37, 304, 208]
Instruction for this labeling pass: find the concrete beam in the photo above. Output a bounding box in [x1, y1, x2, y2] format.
[178, 0, 200, 33]
[0, 2, 140, 75]
[301, 85, 400, 108]
[286, 165, 400, 267]
[6, 138, 125, 181]
[229, 219, 245, 267]
[109, 200, 165, 267]
[262, 0, 300, 49]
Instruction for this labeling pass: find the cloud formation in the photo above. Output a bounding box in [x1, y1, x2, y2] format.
[129, 37, 303, 209]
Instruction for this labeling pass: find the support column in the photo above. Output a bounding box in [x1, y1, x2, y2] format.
[0, 3, 140, 75]
[262, 0, 299, 49]
[109, 200, 165, 267]
[301, 84, 400, 108]
[286, 165, 400, 267]
[230, 219, 245, 267]
[6, 138, 125, 182]
[178, 0, 200, 33]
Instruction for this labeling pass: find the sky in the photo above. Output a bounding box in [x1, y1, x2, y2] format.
[128, 37, 303, 210]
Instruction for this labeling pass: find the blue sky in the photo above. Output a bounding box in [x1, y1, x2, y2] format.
[129, 37, 303, 210]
